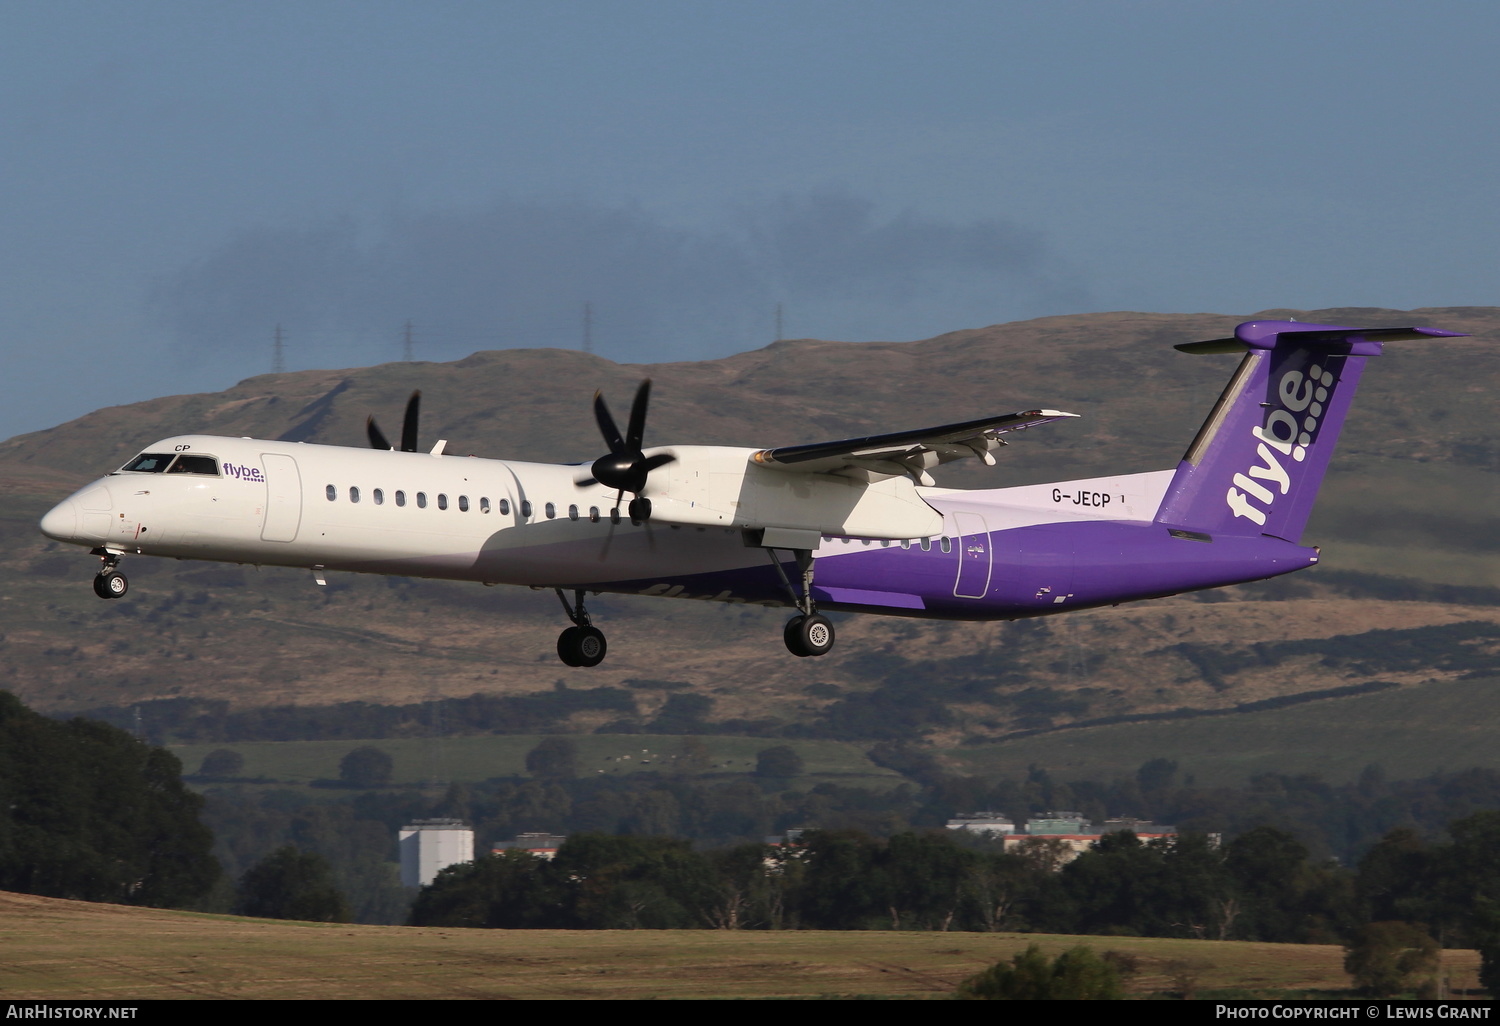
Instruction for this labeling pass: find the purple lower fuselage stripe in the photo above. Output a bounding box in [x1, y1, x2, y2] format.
[594, 520, 1316, 620]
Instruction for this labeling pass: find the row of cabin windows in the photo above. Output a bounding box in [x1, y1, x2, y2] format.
[322, 485, 953, 547]
[323, 485, 620, 523]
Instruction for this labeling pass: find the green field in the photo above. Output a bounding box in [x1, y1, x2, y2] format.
[953, 674, 1500, 787]
[172, 734, 901, 790]
[2, 889, 1482, 999]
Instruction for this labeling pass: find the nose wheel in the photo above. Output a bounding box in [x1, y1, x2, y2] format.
[555, 588, 607, 666]
[92, 553, 128, 599]
[93, 571, 128, 599]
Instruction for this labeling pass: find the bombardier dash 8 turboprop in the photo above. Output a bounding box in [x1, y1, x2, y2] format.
[40, 320, 1462, 666]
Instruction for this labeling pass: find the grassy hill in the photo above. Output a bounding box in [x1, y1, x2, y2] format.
[2, 307, 1496, 773]
[4, 889, 1481, 999]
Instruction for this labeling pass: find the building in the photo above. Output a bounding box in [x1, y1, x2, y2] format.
[944, 812, 1016, 835]
[399, 818, 474, 888]
[492, 832, 568, 860]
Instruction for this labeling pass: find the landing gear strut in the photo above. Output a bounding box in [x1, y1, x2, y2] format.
[555, 588, 607, 667]
[768, 547, 835, 657]
[92, 552, 127, 600]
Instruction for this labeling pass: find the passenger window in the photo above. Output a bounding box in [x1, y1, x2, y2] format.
[521, 500, 532, 518]
[417, 492, 428, 509]
[589, 506, 600, 523]
[121, 453, 174, 473]
[326, 484, 336, 501]
[499, 498, 511, 515]
[920, 538, 931, 551]
[350, 486, 360, 503]
[568, 504, 579, 520]
[610, 507, 620, 524]
[545, 502, 556, 519]
[480, 497, 490, 513]
[459, 495, 469, 512]
[438, 494, 448, 510]
[395, 490, 406, 507]
[940, 537, 952, 553]
[374, 488, 384, 505]
[899, 539, 910, 549]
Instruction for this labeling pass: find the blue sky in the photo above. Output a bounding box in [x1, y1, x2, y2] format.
[3, 1, 1497, 438]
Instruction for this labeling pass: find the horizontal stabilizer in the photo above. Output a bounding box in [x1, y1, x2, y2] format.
[750, 409, 1078, 485]
[1177, 321, 1466, 355]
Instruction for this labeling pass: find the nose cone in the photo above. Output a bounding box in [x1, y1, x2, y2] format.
[40, 499, 79, 543]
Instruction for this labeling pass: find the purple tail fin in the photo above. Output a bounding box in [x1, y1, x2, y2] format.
[1154, 320, 1463, 542]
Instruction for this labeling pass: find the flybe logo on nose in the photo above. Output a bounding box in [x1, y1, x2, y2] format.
[223, 462, 265, 483]
[1225, 362, 1337, 526]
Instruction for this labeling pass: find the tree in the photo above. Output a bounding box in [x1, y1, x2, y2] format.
[525, 737, 577, 781]
[755, 745, 804, 781]
[198, 749, 244, 777]
[235, 846, 350, 922]
[409, 850, 557, 928]
[957, 944, 1124, 1000]
[339, 746, 393, 787]
[0, 691, 219, 908]
[1344, 921, 1439, 997]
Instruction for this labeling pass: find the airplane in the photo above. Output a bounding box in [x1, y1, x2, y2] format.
[39, 319, 1463, 667]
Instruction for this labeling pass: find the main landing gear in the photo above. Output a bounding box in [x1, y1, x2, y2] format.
[555, 588, 607, 667]
[91, 552, 128, 600]
[767, 547, 835, 658]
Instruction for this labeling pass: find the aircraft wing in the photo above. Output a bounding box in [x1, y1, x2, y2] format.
[749, 409, 1078, 486]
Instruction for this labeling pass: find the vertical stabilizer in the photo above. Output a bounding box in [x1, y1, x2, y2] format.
[1154, 320, 1462, 542]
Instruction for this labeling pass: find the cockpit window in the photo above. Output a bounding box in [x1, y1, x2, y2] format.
[167, 455, 220, 475]
[121, 453, 175, 473]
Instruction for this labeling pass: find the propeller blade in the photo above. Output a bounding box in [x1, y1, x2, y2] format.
[367, 416, 393, 451]
[638, 452, 675, 474]
[400, 391, 421, 453]
[625, 379, 652, 452]
[574, 474, 599, 487]
[593, 391, 626, 454]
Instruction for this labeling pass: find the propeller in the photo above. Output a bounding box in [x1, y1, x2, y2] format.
[575, 379, 675, 520]
[367, 391, 421, 452]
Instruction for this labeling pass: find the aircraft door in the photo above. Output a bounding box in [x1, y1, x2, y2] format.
[260, 453, 302, 542]
[951, 510, 993, 598]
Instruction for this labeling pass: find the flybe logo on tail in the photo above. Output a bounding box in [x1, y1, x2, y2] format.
[1225, 361, 1338, 526]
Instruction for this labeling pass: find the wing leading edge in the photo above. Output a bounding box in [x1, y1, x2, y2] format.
[749, 409, 1078, 486]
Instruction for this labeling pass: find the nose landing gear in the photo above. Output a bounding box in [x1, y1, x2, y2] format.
[555, 588, 607, 667]
[91, 552, 128, 599]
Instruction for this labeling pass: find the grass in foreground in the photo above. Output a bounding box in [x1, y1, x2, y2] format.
[0, 890, 1483, 1000]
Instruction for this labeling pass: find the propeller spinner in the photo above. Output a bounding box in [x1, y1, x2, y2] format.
[367, 391, 421, 452]
[576, 379, 674, 521]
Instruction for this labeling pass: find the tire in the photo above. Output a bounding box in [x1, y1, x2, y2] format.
[557, 626, 582, 666]
[797, 614, 835, 657]
[93, 572, 128, 600]
[783, 615, 810, 657]
[573, 626, 607, 667]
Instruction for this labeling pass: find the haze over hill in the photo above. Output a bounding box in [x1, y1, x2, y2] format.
[2, 309, 1496, 762]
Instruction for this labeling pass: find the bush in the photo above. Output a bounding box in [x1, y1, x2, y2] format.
[754, 745, 804, 779]
[198, 748, 244, 777]
[1344, 921, 1439, 997]
[957, 944, 1124, 1000]
[235, 846, 350, 922]
[339, 745, 393, 787]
